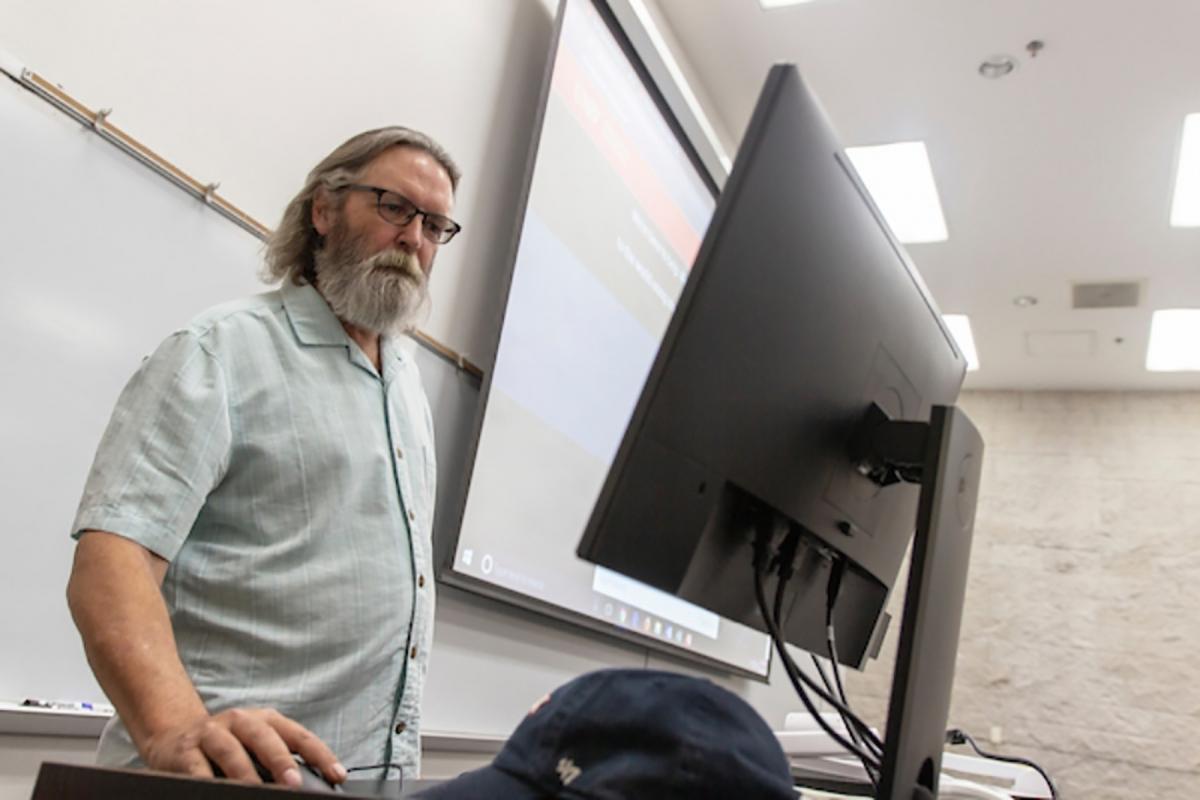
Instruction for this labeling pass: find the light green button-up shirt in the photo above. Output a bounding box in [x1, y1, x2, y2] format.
[72, 280, 436, 780]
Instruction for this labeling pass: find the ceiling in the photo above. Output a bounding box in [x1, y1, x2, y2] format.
[648, 0, 1200, 390]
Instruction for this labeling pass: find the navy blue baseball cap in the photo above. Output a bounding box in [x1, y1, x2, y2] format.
[413, 668, 795, 799]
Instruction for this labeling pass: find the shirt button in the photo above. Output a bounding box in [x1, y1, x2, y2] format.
[410, 646, 418, 660]
[408, 509, 416, 522]
[395, 446, 404, 460]
[418, 574, 426, 588]
[394, 722, 407, 735]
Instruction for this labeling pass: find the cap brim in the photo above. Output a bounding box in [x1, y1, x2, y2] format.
[409, 764, 546, 799]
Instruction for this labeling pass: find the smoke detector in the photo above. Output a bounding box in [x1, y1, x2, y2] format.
[978, 56, 1016, 79]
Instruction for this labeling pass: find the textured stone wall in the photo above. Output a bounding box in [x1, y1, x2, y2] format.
[842, 391, 1200, 799]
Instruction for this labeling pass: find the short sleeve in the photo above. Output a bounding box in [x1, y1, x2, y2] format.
[71, 330, 232, 560]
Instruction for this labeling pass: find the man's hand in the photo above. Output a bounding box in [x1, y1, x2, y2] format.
[68, 533, 346, 787]
[141, 707, 347, 787]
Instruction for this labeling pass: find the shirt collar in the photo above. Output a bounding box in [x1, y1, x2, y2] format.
[281, 280, 351, 347]
[281, 280, 408, 373]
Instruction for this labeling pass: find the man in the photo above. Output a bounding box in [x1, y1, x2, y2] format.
[66, 126, 461, 791]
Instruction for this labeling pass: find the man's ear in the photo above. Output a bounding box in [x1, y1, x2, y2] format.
[312, 186, 335, 237]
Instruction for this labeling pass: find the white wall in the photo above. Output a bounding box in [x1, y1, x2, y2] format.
[846, 391, 1200, 800]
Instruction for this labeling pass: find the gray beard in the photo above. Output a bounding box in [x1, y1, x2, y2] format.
[313, 231, 430, 338]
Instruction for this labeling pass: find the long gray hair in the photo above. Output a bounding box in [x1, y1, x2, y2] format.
[262, 126, 461, 285]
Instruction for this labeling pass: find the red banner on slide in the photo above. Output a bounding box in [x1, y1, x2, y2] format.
[551, 47, 702, 268]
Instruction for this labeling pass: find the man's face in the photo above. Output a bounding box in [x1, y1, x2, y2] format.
[311, 146, 456, 335]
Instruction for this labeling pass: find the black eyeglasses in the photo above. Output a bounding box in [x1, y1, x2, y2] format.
[339, 184, 462, 244]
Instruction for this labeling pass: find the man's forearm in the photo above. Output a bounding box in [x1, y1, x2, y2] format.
[67, 531, 208, 752]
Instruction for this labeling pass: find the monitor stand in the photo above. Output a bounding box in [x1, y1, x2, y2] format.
[868, 404, 985, 800]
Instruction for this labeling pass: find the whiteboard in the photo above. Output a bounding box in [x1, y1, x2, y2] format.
[0, 77, 270, 704]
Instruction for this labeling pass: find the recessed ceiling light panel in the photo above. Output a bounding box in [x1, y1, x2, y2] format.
[758, 0, 818, 8]
[1146, 309, 1200, 371]
[942, 314, 980, 371]
[1170, 114, 1200, 227]
[845, 142, 949, 243]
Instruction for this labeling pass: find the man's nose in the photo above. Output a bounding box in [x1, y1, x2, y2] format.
[393, 215, 423, 252]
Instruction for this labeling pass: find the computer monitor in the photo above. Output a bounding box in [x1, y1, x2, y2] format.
[577, 64, 985, 799]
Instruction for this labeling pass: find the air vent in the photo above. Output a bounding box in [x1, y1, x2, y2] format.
[1072, 281, 1140, 309]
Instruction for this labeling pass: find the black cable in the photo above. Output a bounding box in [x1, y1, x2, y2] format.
[757, 567, 873, 763]
[774, 546, 877, 774]
[820, 557, 884, 763]
[820, 556, 878, 753]
[804, 648, 881, 762]
[750, 527, 881, 771]
[753, 534, 859, 718]
[754, 565, 881, 771]
[795, 606, 873, 768]
[771, 548, 878, 781]
[945, 729, 1058, 800]
[771, 559, 790, 632]
[759, 550, 881, 763]
[826, 621, 883, 763]
[812, 554, 884, 758]
[816, 558, 883, 786]
[809, 652, 836, 697]
[805, 651, 874, 766]
[753, 531, 864, 720]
